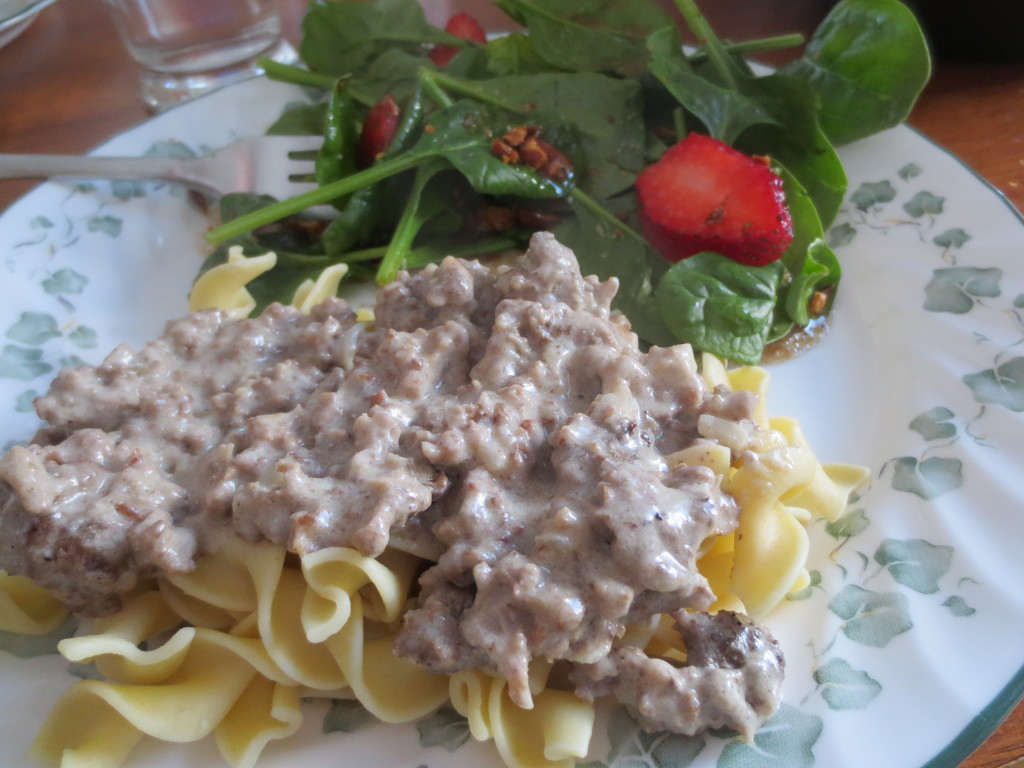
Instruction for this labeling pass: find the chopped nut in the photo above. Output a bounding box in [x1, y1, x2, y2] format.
[492, 138, 520, 165]
[489, 125, 573, 183]
[519, 137, 550, 173]
[503, 125, 529, 147]
[480, 205, 519, 232]
[808, 290, 828, 315]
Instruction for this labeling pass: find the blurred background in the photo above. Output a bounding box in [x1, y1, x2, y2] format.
[2, 0, 1024, 214]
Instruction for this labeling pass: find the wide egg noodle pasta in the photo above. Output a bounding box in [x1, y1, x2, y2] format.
[0, 571, 68, 635]
[60, 590, 192, 685]
[32, 689, 144, 768]
[770, 416, 871, 520]
[299, 547, 419, 642]
[189, 248, 350, 320]
[298, 545, 449, 721]
[291, 263, 349, 314]
[449, 669, 595, 768]
[687, 355, 868, 619]
[189, 246, 277, 319]
[162, 536, 259, 615]
[158, 574, 249, 631]
[216, 675, 303, 768]
[450, 668, 495, 741]
[695, 536, 747, 616]
[246, 543, 348, 689]
[727, 445, 816, 620]
[34, 626, 288, 768]
[29, 539, 448, 768]
[321, 589, 450, 722]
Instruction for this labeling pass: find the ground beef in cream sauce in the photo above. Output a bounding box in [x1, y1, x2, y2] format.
[0, 232, 784, 737]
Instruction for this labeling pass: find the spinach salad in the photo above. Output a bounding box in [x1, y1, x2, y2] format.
[203, 0, 930, 364]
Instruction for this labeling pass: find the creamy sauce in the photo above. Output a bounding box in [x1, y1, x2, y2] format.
[0, 232, 784, 737]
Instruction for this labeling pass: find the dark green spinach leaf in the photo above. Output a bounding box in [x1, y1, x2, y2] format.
[300, 0, 443, 76]
[474, 73, 645, 198]
[495, 0, 672, 76]
[266, 102, 328, 135]
[647, 23, 779, 146]
[655, 253, 784, 363]
[734, 72, 847, 229]
[782, 0, 931, 146]
[775, 164, 842, 326]
[484, 33, 560, 76]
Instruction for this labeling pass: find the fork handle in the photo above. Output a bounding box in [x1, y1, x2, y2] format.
[0, 154, 185, 184]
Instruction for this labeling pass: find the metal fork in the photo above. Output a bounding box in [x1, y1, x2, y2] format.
[0, 135, 322, 198]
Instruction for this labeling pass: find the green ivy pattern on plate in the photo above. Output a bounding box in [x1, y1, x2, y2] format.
[831, 161, 1024, 500]
[0, 140, 202, 452]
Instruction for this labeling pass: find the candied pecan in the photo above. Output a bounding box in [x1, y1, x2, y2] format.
[490, 125, 573, 183]
[503, 125, 530, 146]
[492, 138, 520, 165]
[480, 205, 519, 232]
[808, 291, 828, 315]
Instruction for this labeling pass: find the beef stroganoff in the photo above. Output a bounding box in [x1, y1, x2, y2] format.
[0, 234, 866, 768]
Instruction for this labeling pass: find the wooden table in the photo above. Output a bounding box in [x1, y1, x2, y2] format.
[1, 2, 1022, 767]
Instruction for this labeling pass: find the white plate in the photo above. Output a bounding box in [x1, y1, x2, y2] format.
[1, 75, 1023, 768]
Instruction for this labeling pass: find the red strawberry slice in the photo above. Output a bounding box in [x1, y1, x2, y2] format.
[429, 12, 487, 68]
[636, 133, 793, 266]
[358, 94, 400, 169]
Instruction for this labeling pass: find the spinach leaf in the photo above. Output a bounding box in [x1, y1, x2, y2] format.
[484, 33, 560, 76]
[347, 48, 433, 105]
[422, 101, 575, 198]
[555, 196, 675, 346]
[217, 192, 281, 224]
[782, 0, 931, 146]
[670, 0, 847, 228]
[646, 26, 779, 146]
[225, 0, 932, 364]
[446, 149, 570, 198]
[321, 182, 393, 256]
[322, 88, 427, 256]
[495, 0, 672, 76]
[377, 159, 452, 283]
[208, 98, 574, 245]
[315, 82, 360, 208]
[474, 73, 645, 199]
[266, 102, 328, 135]
[787, 238, 839, 325]
[299, 0, 441, 76]
[655, 253, 784, 364]
[775, 164, 841, 326]
[734, 72, 847, 229]
[443, 46, 494, 80]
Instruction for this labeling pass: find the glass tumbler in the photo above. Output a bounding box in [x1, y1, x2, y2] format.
[103, 0, 297, 110]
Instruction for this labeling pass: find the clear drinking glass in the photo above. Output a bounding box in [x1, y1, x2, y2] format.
[102, 0, 297, 110]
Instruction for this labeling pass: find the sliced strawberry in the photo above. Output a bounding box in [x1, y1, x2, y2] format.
[429, 12, 487, 68]
[636, 133, 793, 266]
[358, 94, 400, 169]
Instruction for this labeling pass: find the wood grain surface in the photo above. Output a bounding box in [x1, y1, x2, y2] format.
[0, 1, 1022, 766]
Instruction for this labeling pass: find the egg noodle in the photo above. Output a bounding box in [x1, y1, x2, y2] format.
[0, 249, 868, 768]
